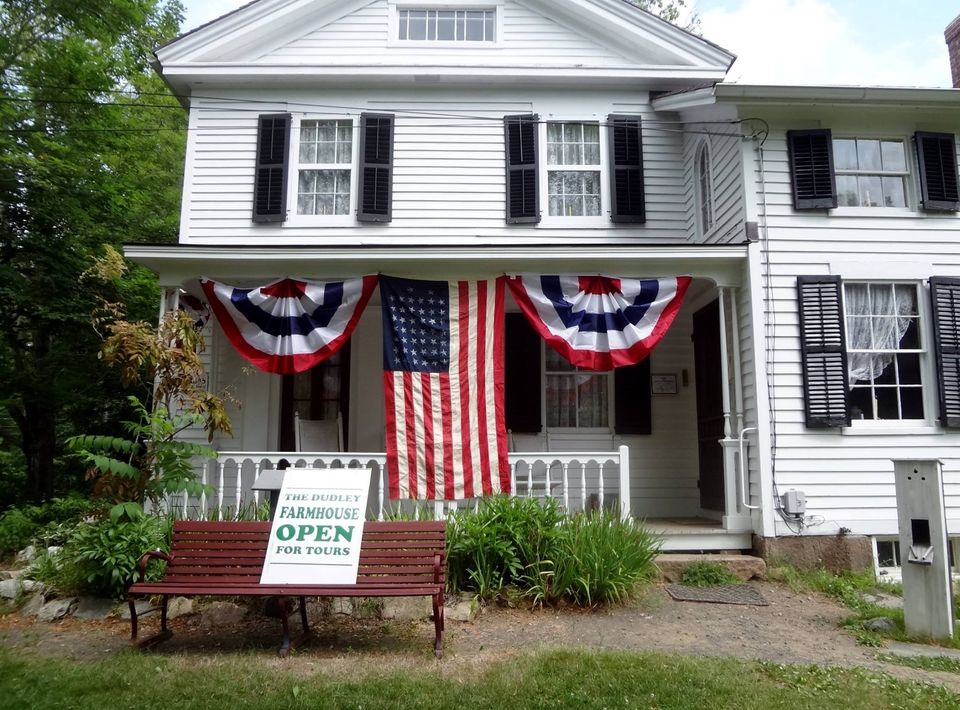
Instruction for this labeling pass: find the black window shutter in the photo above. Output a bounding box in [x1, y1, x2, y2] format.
[357, 113, 394, 222]
[797, 276, 850, 428]
[253, 113, 291, 222]
[504, 114, 539, 224]
[930, 277, 960, 427]
[607, 114, 645, 223]
[505, 313, 542, 433]
[614, 358, 651, 435]
[915, 132, 960, 212]
[786, 129, 837, 210]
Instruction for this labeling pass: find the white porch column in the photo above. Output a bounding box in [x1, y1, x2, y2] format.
[718, 287, 752, 533]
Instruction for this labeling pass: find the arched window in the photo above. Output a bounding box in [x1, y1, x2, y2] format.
[695, 140, 714, 236]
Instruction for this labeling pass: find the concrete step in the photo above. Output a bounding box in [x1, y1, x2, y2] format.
[655, 553, 767, 583]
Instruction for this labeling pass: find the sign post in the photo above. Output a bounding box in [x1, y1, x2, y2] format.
[260, 468, 371, 585]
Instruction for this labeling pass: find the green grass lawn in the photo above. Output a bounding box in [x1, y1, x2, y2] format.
[0, 647, 955, 710]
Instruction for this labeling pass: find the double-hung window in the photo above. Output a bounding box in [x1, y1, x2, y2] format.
[544, 346, 611, 429]
[833, 138, 908, 208]
[546, 122, 602, 217]
[844, 282, 924, 421]
[296, 119, 353, 216]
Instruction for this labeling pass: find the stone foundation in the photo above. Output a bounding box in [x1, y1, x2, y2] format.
[753, 533, 874, 574]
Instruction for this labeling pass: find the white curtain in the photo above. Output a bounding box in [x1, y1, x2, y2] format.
[846, 284, 914, 386]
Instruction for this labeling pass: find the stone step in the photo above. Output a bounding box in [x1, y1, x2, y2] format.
[655, 553, 767, 583]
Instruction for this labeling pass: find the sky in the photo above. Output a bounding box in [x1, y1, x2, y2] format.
[180, 0, 958, 87]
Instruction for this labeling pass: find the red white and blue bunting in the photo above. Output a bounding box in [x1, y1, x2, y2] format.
[507, 275, 692, 370]
[201, 276, 378, 375]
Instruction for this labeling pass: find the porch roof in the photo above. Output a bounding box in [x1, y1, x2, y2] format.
[124, 243, 750, 288]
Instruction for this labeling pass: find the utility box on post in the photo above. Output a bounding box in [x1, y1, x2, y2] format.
[891, 459, 954, 641]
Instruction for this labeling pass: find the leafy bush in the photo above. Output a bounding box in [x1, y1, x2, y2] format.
[0, 495, 103, 557]
[680, 561, 741, 588]
[446, 496, 566, 600]
[446, 497, 659, 607]
[44, 514, 173, 600]
[550, 512, 660, 606]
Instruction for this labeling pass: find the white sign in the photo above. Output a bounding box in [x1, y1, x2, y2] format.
[260, 468, 371, 585]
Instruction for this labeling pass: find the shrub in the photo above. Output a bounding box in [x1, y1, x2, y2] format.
[446, 497, 660, 607]
[550, 512, 660, 606]
[680, 561, 741, 588]
[446, 496, 566, 600]
[59, 514, 172, 599]
[0, 495, 103, 557]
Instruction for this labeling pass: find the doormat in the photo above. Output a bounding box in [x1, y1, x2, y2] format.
[666, 584, 769, 606]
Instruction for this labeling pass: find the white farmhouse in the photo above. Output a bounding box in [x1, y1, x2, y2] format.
[128, 0, 960, 574]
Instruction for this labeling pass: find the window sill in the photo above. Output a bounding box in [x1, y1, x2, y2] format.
[841, 423, 943, 436]
[827, 207, 918, 218]
[285, 215, 356, 228]
[539, 217, 610, 228]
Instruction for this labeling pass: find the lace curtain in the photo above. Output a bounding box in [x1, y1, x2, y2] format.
[845, 284, 914, 386]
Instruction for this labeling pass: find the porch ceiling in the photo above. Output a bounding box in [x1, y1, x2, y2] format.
[124, 244, 749, 288]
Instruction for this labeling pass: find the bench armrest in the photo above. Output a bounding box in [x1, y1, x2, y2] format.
[137, 549, 173, 583]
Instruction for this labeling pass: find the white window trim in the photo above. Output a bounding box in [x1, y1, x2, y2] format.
[831, 134, 916, 211]
[840, 280, 938, 431]
[695, 138, 714, 238]
[387, 1, 504, 49]
[538, 116, 610, 227]
[285, 115, 358, 227]
[541, 341, 615, 433]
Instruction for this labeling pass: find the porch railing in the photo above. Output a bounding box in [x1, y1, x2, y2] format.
[162, 446, 631, 521]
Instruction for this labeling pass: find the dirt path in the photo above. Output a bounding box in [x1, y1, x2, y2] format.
[1, 582, 958, 693]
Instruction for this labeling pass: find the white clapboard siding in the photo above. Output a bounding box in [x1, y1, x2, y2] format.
[181, 90, 693, 245]
[681, 125, 746, 245]
[262, 0, 634, 67]
[748, 118, 960, 536]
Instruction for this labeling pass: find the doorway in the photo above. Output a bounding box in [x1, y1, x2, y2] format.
[692, 299, 724, 512]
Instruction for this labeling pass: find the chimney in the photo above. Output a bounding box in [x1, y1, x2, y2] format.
[947, 15, 960, 88]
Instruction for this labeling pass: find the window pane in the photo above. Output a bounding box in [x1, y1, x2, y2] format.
[546, 375, 576, 427]
[583, 171, 600, 196]
[399, 11, 408, 40]
[858, 175, 883, 207]
[881, 140, 905, 171]
[298, 171, 316, 194]
[847, 317, 872, 349]
[564, 172, 581, 198]
[315, 195, 335, 215]
[317, 139, 335, 163]
[548, 195, 562, 216]
[465, 15, 484, 41]
[299, 140, 317, 163]
[485, 15, 495, 41]
[546, 346, 574, 371]
[833, 139, 858, 170]
[873, 357, 896, 384]
[836, 175, 859, 206]
[437, 11, 455, 40]
[578, 374, 608, 427]
[881, 176, 905, 207]
[409, 10, 426, 40]
[899, 318, 920, 349]
[563, 123, 580, 143]
[849, 387, 872, 419]
[899, 387, 924, 419]
[584, 142, 600, 165]
[870, 284, 894, 315]
[547, 123, 563, 142]
[547, 143, 560, 165]
[334, 194, 350, 215]
[857, 139, 882, 171]
[875, 388, 898, 419]
[897, 353, 921, 385]
[297, 194, 315, 215]
[585, 194, 601, 216]
[894, 285, 918, 315]
[877, 540, 898, 567]
[563, 143, 582, 165]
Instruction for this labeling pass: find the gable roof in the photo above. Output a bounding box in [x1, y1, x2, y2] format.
[154, 0, 734, 93]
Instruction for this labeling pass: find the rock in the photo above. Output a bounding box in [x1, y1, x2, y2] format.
[20, 592, 46, 616]
[14, 545, 35, 565]
[379, 596, 428, 621]
[445, 597, 479, 623]
[655, 554, 767, 583]
[46, 546, 62, 558]
[38, 597, 78, 622]
[166, 596, 194, 620]
[0, 579, 20, 599]
[199, 601, 247, 629]
[119, 599, 158, 620]
[0, 570, 17, 581]
[19, 580, 44, 595]
[73, 597, 116, 620]
[864, 616, 897, 634]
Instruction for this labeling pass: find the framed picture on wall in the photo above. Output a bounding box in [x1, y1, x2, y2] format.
[651, 373, 678, 395]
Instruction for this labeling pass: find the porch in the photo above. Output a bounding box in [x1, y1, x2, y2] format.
[130, 244, 760, 552]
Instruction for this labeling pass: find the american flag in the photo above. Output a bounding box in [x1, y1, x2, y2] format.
[381, 276, 510, 500]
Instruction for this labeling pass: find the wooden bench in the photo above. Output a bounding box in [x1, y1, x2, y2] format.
[127, 520, 446, 657]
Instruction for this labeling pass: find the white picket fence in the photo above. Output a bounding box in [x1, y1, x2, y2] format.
[161, 446, 631, 521]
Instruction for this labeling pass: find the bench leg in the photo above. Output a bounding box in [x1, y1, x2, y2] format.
[129, 594, 174, 650]
[432, 593, 444, 659]
[277, 598, 311, 658]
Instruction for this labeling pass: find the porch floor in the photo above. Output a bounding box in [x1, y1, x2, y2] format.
[644, 517, 753, 553]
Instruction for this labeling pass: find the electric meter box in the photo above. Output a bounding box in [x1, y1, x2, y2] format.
[780, 489, 806, 517]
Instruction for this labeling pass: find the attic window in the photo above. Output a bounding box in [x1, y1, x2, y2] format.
[398, 8, 495, 42]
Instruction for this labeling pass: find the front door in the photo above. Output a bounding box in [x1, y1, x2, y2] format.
[278, 345, 350, 450]
[692, 299, 724, 512]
